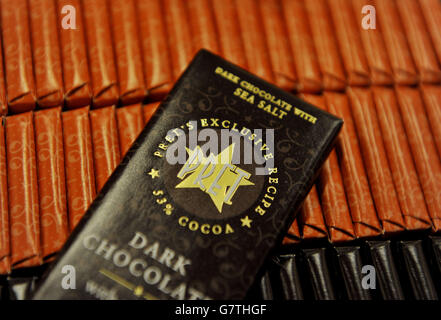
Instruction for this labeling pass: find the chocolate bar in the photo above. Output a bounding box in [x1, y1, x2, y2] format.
[281, 0, 322, 93]
[0, 117, 9, 274]
[352, 0, 393, 85]
[29, 0, 64, 108]
[276, 254, 304, 300]
[0, 34, 6, 115]
[164, 0, 194, 81]
[431, 236, 441, 276]
[420, 85, 441, 159]
[116, 104, 144, 158]
[257, 271, 274, 300]
[396, 0, 441, 84]
[187, 0, 220, 55]
[373, 87, 431, 230]
[109, 0, 145, 105]
[302, 94, 355, 242]
[137, 0, 173, 101]
[57, 0, 92, 108]
[419, 0, 441, 67]
[299, 185, 327, 240]
[328, 0, 370, 86]
[374, 0, 418, 85]
[396, 86, 441, 232]
[335, 246, 372, 300]
[305, 0, 346, 91]
[32, 50, 342, 300]
[367, 241, 405, 300]
[82, 0, 119, 108]
[236, 0, 274, 84]
[90, 106, 121, 192]
[259, 0, 297, 91]
[211, 0, 247, 69]
[324, 92, 381, 238]
[1, 0, 36, 113]
[302, 248, 336, 300]
[347, 88, 405, 233]
[6, 112, 41, 268]
[62, 107, 96, 230]
[399, 240, 438, 300]
[34, 107, 69, 260]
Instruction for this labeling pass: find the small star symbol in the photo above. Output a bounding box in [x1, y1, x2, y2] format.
[240, 216, 252, 228]
[148, 168, 160, 179]
[244, 115, 252, 122]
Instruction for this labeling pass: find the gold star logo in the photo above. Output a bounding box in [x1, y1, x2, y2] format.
[148, 168, 160, 179]
[240, 215, 252, 228]
[175, 143, 254, 213]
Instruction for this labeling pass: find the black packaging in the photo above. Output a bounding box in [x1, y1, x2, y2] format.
[32, 50, 342, 300]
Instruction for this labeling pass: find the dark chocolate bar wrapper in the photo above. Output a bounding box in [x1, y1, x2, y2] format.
[62, 107, 96, 230]
[57, 0, 92, 108]
[34, 107, 69, 260]
[324, 92, 381, 238]
[348, 88, 405, 233]
[305, 0, 346, 91]
[109, 0, 145, 105]
[164, 0, 194, 81]
[352, 0, 393, 85]
[367, 241, 405, 300]
[82, 0, 119, 108]
[187, 0, 220, 55]
[137, 0, 173, 101]
[399, 240, 438, 300]
[32, 50, 342, 300]
[90, 106, 121, 192]
[235, 0, 274, 84]
[1, 0, 36, 113]
[0, 117, 9, 274]
[431, 236, 441, 276]
[373, 87, 431, 230]
[396, 0, 441, 84]
[282, 0, 322, 93]
[116, 103, 144, 158]
[335, 246, 372, 300]
[257, 270, 274, 300]
[29, 0, 64, 108]
[211, 0, 247, 69]
[276, 254, 304, 300]
[0, 31, 6, 115]
[302, 248, 336, 300]
[259, 0, 297, 92]
[420, 85, 441, 161]
[395, 86, 441, 232]
[299, 185, 327, 240]
[328, 0, 370, 86]
[420, 0, 441, 67]
[303, 94, 355, 243]
[6, 112, 41, 268]
[375, 0, 418, 85]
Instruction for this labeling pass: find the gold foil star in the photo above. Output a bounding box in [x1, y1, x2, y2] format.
[148, 168, 160, 179]
[240, 215, 252, 228]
